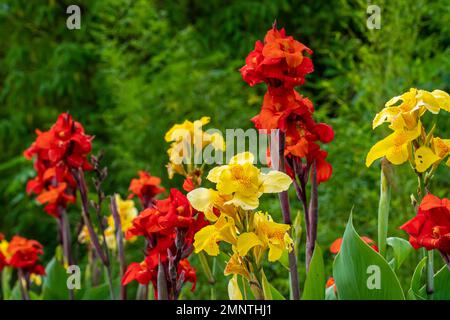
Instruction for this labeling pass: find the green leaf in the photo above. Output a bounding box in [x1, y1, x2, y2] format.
[418, 265, 450, 300]
[408, 256, 427, 300]
[42, 257, 70, 300]
[1, 266, 12, 299]
[333, 213, 405, 300]
[260, 269, 272, 300]
[269, 283, 285, 300]
[387, 237, 413, 270]
[302, 243, 325, 300]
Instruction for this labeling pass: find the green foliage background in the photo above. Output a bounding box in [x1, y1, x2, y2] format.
[0, 0, 449, 299]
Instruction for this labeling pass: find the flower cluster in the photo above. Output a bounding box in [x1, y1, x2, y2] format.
[122, 188, 207, 299]
[24, 113, 93, 217]
[187, 152, 293, 299]
[165, 116, 225, 189]
[366, 88, 449, 172]
[241, 25, 334, 184]
[0, 235, 45, 276]
[128, 171, 165, 208]
[401, 194, 450, 256]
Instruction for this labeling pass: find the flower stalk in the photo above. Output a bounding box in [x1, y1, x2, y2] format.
[271, 131, 300, 300]
[306, 161, 318, 270]
[377, 158, 391, 258]
[110, 194, 127, 300]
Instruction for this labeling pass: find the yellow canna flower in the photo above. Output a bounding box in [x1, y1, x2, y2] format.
[228, 275, 243, 300]
[224, 253, 251, 279]
[234, 212, 292, 262]
[366, 124, 421, 167]
[115, 195, 138, 233]
[373, 88, 450, 131]
[206, 152, 292, 210]
[193, 214, 237, 256]
[165, 117, 225, 180]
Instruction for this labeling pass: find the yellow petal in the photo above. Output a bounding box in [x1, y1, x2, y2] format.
[228, 276, 243, 300]
[372, 107, 401, 129]
[415, 146, 440, 172]
[187, 188, 219, 221]
[417, 90, 440, 114]
[431, 90, 450, 112]
[229, 152, 254, 165]
[193, 225, 220, 256]
[365, 137, 390, 167]
[225, 193, 259, 210]
[261, 171, 292, 193]
[236, 232, 263, 257]
[206, 165, 228, 183]
[268, 243, 284, 262]
[386, 142, 410, 165]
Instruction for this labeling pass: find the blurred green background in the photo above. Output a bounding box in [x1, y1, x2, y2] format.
[0, 0, 449, 299]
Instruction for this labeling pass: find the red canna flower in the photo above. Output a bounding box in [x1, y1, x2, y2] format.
[6, 236, 45, 275]
[24, 113, 93, 173]
[24, 113, 93, 218]
[123, 188, 207, 299]
[330, 236, 379, 254]
[128, 171, 165, 208]
[400, 194, 450, 254]
[240, 26, 313, 88]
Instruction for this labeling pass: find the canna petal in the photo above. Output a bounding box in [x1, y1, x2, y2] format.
[414, 146, 440, 172]
[365, 137, 391, 167]
[372, 107, 401, 129]
[431, 90, 450, 112]
[187, 188, 219, 221]
[261, 170, 292, 193]
[228, 275, 243, 300]
[229, 152, 254, 165]
[236, 232, 263, 257]
[193, 225, 220, 256]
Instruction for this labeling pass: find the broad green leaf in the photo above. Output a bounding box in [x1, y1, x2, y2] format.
[387, 237, 413, 270]
[1, 266, 12, 299]
[260, 269, 272, 300]
[269, 283, 285, 300]
[333, 214, 405, 300]
[302, 243, 325, 300]
[82, 278, 120, 300]
[42, 257, 69, 300]
[408, 256, 427, 300]
[418, 265, 450, 300]
[9, 282, 21, 300]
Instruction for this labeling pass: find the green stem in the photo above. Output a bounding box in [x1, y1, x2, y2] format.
[377, 158, 391, 258]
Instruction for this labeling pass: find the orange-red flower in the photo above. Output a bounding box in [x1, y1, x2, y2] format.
[330, 236, 379, 254]
[123, 188, 206, 299]
[240, 26, 313, 88]
[6, 236, 45, 275]
[24, 113, 93, 172]
[400, 194, 450, 254]
[24, 113, 93, 217]
[128, 171, 165, 208]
